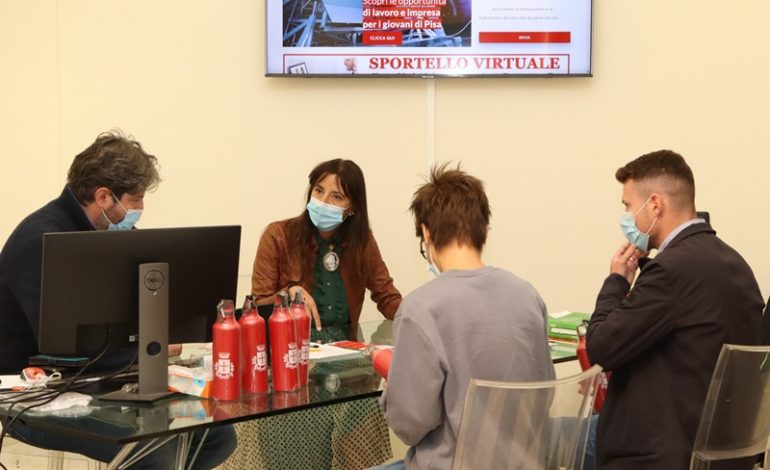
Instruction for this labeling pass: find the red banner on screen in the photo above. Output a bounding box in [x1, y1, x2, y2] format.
[479, 32, 572, 44]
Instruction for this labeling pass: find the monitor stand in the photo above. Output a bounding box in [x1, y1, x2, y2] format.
[101, 262, 174, 402]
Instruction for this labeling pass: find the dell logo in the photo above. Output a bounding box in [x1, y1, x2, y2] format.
[143, 270, 165, 292]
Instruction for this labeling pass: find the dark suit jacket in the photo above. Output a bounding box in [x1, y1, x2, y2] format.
[0, 187, 95, 373]
[587, 223, 763, 470]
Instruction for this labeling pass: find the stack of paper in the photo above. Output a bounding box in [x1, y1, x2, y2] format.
[308, 343, 364, 362]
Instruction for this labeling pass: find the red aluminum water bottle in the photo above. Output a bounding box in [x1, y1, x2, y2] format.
[212, 299, 241, 401]
[240, 295, 268, 394]
[370, 346, 393, 379]
[576, 322, 608, 412]
[290, 291, 311, 387]
[269, 292, 299, 392]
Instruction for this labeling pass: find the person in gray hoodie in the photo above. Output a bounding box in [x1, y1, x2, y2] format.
[376, 163, 556, 470]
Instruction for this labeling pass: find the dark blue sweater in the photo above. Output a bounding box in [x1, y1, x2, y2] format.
[0, 187, 94, 373]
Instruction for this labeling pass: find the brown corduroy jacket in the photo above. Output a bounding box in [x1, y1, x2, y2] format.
[251, 217, 402, 329]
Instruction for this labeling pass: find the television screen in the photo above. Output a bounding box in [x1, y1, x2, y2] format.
[267, 0, 592, 77]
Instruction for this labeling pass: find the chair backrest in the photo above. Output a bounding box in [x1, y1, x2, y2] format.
[452, 365, 602, 470]
[690, 344, 770, 469]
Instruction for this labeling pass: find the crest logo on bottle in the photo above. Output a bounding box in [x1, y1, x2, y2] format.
[215, 352, 235, 380]
[284, 342, 299, 369]
[254, 345, 268, 372]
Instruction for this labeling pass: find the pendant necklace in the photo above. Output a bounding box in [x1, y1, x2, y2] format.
[323, 244, 340, 272]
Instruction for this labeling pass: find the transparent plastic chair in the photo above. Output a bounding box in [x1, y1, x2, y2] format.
[690, 344, 770, 470]
[452, 365, 602, 470]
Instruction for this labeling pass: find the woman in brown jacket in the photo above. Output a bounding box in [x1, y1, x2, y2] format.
[222, 159, 402, 470]
[252, 158, 402, 337]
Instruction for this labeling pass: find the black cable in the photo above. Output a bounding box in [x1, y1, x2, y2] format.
[0, 330, 113, 463]
[69, 352, 138, 392]
[0, 351, 138, 470]
[3, 338, 111, 416]
[0, 350, 138, 409]
[0, 387, 60, 405]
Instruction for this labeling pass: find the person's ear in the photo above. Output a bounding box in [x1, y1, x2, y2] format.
[93, 187, 113, 208]
[649, 193, 664, 216]
[421, 224, 430, 244]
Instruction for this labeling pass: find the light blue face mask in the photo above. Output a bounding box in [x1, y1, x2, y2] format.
[620, 197, 657, 252]
[103, 193, 143, 231]
[307, 197, 347, 232]
[426, 263, 440, 277]
[422, 239, 440, 277]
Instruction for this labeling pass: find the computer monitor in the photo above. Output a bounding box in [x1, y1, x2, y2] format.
[39, 225, 241, 401]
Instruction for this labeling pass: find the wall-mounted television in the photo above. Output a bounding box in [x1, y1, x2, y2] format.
[266, 0, 592, 77]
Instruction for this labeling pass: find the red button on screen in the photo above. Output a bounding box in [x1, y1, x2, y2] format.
[479, 32, 571, 44]
[363, 31, 403, 45]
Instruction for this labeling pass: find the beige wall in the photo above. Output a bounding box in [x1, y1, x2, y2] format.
[2, 0, 770, 325]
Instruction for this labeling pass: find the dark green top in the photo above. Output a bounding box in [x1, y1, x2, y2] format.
[311, 232, 350, 343]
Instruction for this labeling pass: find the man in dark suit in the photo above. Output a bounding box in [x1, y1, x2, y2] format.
[586, 150, 763, 469]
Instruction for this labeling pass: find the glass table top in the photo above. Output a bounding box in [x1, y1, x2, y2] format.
[1, 319, 575, 445]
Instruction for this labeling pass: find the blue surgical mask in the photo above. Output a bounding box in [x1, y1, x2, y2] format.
[423, 240, 440, 277]
[103, 193, 143, 231]
[307, 197, 346, 232]
[620, 197, 657, 252]
[426, 263, 440, 277]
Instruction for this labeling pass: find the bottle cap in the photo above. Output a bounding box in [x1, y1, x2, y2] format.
[243, 294, 256, 313]
[278, 291, 290, 308]
[217, 299, 235, 318]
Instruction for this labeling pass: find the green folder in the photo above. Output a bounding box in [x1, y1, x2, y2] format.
[547, 311, 591, 341]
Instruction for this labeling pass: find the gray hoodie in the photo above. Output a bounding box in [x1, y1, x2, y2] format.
[381, 266, 556, 469]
